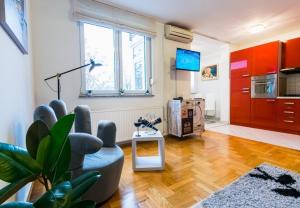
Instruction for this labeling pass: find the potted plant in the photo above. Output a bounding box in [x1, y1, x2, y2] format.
[0, 114, 100, 208]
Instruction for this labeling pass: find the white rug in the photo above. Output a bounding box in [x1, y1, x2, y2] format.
[193, 164, 300, 208]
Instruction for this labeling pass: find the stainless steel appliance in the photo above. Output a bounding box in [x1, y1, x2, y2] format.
[251, 74, 277, 98]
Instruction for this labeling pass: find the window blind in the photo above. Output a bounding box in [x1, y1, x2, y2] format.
[71, 0, 157, 37]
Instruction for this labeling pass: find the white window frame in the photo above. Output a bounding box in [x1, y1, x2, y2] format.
[79, 22, 153, 97]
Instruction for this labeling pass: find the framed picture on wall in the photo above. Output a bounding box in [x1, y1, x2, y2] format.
[201, 64, 218, 80]
[0, 0, 28, 54]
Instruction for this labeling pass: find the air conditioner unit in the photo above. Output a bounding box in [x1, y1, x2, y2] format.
[165, 25, 193, 43]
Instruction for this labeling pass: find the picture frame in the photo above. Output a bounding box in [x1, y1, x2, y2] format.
[201, 64, 218, 80]
[0, 0, 28, 54]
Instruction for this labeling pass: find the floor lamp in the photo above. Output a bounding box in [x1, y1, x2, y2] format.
[44, 59, 102, 100]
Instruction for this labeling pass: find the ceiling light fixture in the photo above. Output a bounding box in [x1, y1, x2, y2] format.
[248, 24, 266, 34]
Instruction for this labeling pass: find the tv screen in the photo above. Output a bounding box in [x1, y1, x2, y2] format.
[176, 48, 201, 71]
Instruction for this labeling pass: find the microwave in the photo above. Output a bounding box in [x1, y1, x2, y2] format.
[251, 74, 277, 98]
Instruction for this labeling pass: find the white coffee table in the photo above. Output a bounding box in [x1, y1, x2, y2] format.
[132, 131, 165, 171]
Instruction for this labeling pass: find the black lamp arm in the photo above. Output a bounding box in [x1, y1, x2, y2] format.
[44, 63, 91, 81]
[43, 59, 101, 100]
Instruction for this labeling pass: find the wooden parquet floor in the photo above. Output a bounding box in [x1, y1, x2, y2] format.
[103, 130, 300, 208]
[29, 130, 300, 207]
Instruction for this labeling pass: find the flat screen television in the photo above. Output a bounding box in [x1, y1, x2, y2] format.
[176, 48, 201, 72]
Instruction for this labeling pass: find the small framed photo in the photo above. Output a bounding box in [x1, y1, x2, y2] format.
[201, 64, 218, 80]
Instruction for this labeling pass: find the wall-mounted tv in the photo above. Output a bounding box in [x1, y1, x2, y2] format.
[176, 48, 201, 72]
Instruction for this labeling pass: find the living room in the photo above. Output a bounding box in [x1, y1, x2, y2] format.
[0, 0, 300, 207]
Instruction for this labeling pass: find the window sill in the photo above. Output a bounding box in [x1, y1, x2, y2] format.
[79, 93, 155, 98]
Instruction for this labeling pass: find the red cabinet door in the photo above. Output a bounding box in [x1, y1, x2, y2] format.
[284, 37, 300, 68]
[252, 41, 281, 75]
[251, 99, 277, 129]
[230, 48, 253, 79]
[230, 77, 251, 125]
[230, 48, 252, 125]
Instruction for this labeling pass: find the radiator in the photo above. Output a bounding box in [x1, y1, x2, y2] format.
[91, 106, 164, 142]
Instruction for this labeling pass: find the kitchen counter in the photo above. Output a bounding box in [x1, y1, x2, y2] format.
[277, 96, 300, 99]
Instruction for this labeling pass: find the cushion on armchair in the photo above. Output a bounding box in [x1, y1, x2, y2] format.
[49, 99, 68, 120]
[74, 105, 92, 134]
[97, 120, 116, 147]
[68, 133, 103, 170]
[34, 105, 57, 128]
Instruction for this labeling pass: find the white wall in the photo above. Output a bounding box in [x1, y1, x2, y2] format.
[191, 35, 230, 122]
[162, 39, 191, 132]
[0, 1, 35, 202]
[31, 0, 191, 139]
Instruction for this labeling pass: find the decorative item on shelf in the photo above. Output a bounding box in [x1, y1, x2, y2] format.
[0, 0, 28, 54]
[44, 59, 101, 100]
[134, 116, 162, 137]
[201, 64, 218, 80]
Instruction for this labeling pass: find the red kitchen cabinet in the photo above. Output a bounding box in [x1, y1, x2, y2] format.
[277, 99, 300, 133]
[230, 87, 251, 125]
[230, 48, 253, 79]
[230, 48, 252, 125]
[284, 37, 300, 68]
[251, 99, 277, 129]
[252, 41, 281, 75]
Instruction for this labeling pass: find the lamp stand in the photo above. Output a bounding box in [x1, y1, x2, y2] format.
[57, 74, 61, 100]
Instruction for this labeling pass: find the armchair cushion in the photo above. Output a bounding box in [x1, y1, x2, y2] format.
[73, 146, 124, 203]
[97, 120, 116, 147]
[49, 100, 68, 120]
[33, 105, 57, 128]
[69, 133, 103, 170]
[74, 105, 92, 134]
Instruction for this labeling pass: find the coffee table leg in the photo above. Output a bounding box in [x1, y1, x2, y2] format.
[159, 139, 165, 170]
[132, 140, 136, 170]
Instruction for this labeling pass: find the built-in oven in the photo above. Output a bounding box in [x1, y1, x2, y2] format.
[251, 74, 277, 98]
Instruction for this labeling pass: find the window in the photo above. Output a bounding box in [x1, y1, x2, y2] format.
[81, 23, 152, 96]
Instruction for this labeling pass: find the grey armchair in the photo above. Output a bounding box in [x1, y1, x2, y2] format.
[33, 100, 124, 204]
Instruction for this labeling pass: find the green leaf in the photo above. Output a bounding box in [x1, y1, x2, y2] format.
[36, 135, 51, 169]
[0, 202, 34, 208]
[52, 171, 72, 187]
[69, 172, 100, 201]
[0, 143, 41, 182]
[33, 172, 99, 208]
[51, 138, 71, 185]
[47, 114, 75, 183]
[71, 200, 95, 208]
[70, 172, 100, 189]
[33, 181, 72, 208]
[0, 174, 38, 204]
[26, 120, 50, 159]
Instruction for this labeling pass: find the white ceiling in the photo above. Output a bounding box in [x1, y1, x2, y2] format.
[96, 0, 300, 45]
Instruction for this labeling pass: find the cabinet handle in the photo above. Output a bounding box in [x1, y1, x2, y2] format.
[284, 102, 295, 105]
[242, 74, 250, 77]
[242, 88, 250, 90]
[283, 120, 295, 123]
[284, 111, 294, 114]
[267, 71, 276, 74]
[266, 99, 276, 102]
[242, 91, 250, 94]
[255, 82, 267, 85]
